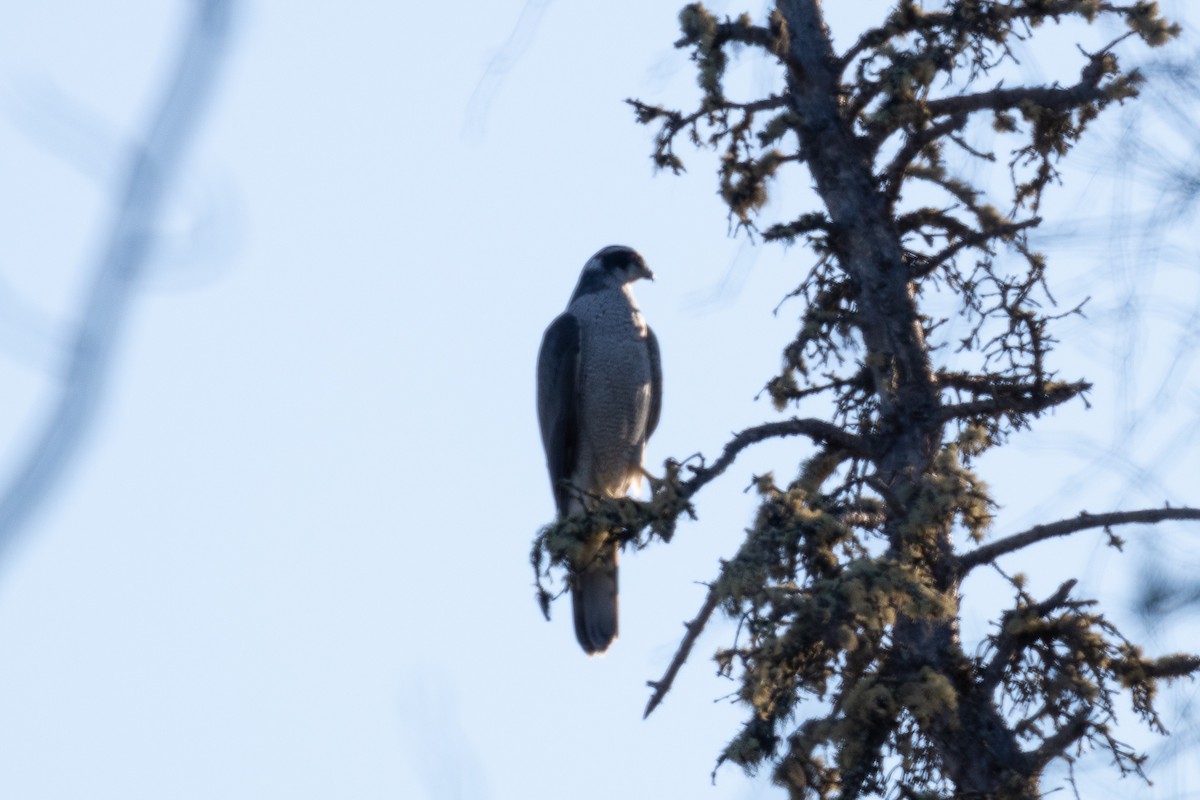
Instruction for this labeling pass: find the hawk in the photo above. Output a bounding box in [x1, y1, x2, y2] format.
[536, 245, 662, 654]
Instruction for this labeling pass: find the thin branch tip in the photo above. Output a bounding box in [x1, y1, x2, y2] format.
[960, 507, 1200, 574]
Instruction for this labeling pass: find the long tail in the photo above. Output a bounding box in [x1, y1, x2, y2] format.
[572, 545, 618, 655]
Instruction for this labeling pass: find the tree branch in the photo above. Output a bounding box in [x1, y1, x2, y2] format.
[910, 217, 1042, 279]
[679, 417, 870, 499]
[642, 419, 878, 720]
[881, 113, 968, 204]
[980, 579, 1078, 693]
[644, 583, 722, 718]
[628, 95, 787, 134]
[1029, 708, 1092, 770]
[924, 76, 1115, 120]
[0, 0, 234, 558]
[936, 381, 1086, 422]
[960, 508, 1200, 574]
[839, 2, 1151, 72]
[676, 15, 780, 54]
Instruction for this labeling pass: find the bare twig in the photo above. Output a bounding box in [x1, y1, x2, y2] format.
[959, 508, 1200, 574]
[611, 421, 865, 720]
[0, 0, 235, 556]
[644, 583, 722, 718]
[911, 217, 1042, 279]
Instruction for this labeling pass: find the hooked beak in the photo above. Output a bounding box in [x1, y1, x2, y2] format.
[636, 255, 654, 281]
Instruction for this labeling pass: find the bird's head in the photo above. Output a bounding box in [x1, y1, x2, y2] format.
[582, 245, 654, 287]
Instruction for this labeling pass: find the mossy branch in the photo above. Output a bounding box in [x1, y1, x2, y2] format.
[532, 419, 870, 616]
[936, 379, 1088, 423]
[839, 0, 1179, 73]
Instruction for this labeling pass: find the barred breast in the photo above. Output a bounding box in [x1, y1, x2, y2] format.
[569, 285, 653, 500]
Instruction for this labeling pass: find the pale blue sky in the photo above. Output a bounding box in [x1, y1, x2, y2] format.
[0, 2, 1197, 798]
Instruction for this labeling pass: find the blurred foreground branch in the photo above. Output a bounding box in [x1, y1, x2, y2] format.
[0, 0, 235, 555]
